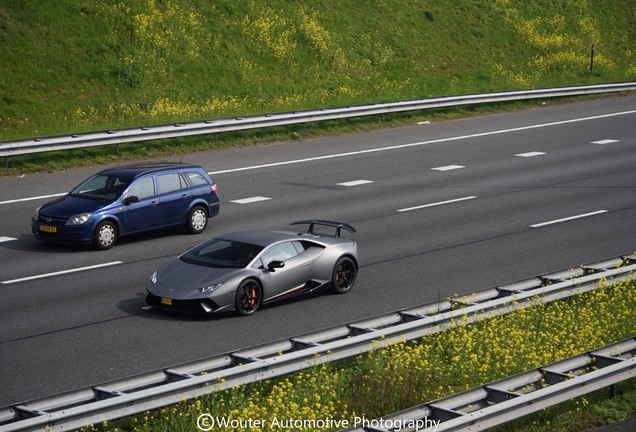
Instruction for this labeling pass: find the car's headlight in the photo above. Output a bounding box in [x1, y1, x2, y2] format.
[150, 271, 157, 284]
[33, 206, 41, 220]
[199, 283, 223, 293]
[66, 212, 93, 225]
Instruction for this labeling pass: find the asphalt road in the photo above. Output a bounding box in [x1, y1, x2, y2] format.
[0, 95, 635, 407]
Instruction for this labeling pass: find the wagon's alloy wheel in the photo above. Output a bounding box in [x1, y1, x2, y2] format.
[235, 279, 262, 316]
[93, 221, 118, 250]
[332, 257, 357, 294]
[186, 206, 208, 234]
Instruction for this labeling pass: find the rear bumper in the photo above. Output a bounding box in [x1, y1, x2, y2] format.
[208, 201, 220, 217]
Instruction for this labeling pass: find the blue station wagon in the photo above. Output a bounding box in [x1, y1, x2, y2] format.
[32, 162, 220, 250]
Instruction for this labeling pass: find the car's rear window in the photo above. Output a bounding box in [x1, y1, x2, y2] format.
[181, 239, 263, 268]
[186, 171, 210, 186]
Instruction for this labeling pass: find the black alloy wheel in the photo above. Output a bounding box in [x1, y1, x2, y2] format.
[332, 256, 357, 294]
[235, 279, 262, 316]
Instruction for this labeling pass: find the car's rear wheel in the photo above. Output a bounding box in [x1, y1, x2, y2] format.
[332, 256, 357, 294]
[93, 220, 117, 250]
[235, 279, 262, 316]
[186, 206, 208, 234]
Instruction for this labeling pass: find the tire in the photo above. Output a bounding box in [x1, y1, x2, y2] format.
[234, 279, 262, 316]
[332, 256, 357, 294]
[93, 220, 117, 250]
[185, 206, 208, 234]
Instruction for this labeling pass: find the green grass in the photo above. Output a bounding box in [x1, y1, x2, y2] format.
[1, 0, 634, 146]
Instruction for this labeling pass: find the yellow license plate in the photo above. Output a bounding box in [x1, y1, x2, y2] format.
[40, 225, 57, 233]
[161, 298, 173, 306]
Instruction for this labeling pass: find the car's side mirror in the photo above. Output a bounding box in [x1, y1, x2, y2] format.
[122, 195, 140, 205]
[267, 260, 285, 272]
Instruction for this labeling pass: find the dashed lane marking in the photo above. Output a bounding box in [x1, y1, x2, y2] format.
[2, 261, 124, 285]
[431, 165, 465, 171]
[591, 139, 619, 145]
[397, 196, 477, 213]
[337, 180, 374, 187]
[530, 210, 608, 228]
[515, 152, 546, 157]
[229, 196, 272, 204]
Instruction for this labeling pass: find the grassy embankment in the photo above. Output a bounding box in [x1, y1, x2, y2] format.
[1, 0, 635, 172]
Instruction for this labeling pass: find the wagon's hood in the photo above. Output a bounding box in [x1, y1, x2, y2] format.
[39, 195, 114, 218]
[155, 258, 244, 291]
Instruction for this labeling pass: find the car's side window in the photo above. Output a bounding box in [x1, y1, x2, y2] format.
[259, 242, 300, 267]
[186, 171, 210, 186]
[292, 241, 309, 254]
[125, 176, 155, 200]
[157, 173, 186, 194]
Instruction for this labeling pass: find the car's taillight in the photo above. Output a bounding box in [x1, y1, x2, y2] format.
[211, 184, 218, 195]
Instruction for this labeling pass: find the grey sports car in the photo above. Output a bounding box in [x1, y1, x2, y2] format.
[146, 220, 358, 315]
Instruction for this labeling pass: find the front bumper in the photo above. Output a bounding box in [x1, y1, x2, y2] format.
[31, 218, 93, 243]
[145, 291, 223, 314]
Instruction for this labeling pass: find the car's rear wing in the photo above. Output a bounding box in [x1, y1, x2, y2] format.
[290, 220, 356, 238]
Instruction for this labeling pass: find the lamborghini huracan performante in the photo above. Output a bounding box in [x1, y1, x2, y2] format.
[146, 220, 358, 316]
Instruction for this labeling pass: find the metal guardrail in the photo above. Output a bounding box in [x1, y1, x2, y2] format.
[1, 83, 635, 159]
[341, 337, 636, 432]
[1, 253, 634, 432]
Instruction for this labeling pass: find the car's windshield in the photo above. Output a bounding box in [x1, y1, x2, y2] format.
[181, 239, 264, 268]
[70, 174, 131, 201]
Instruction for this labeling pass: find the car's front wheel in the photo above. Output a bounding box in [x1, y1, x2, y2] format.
[185, 206, 208, 234]
[235, 279, 262, 316]
[93, 220, 118, 250]
[332, 256, 357, 294]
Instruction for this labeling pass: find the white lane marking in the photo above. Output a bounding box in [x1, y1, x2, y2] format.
[207, 110, 636, 175]
[141, 306, 153, 310]
[1, 261, 124, 285]
[337, 180, 374, 187]
[229, 196, 272, 204]
[432, 165, 465, 171]
[0, 237, 17, 243]
[0, 193, 66, 206]
[530, 210, 608, 228]
[398, 196, 477, 213]
[516, 151, 546, 157]
[591, 139, 619, 145]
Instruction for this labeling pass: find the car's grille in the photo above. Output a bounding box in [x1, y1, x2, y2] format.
[37, 214, 68, 226]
